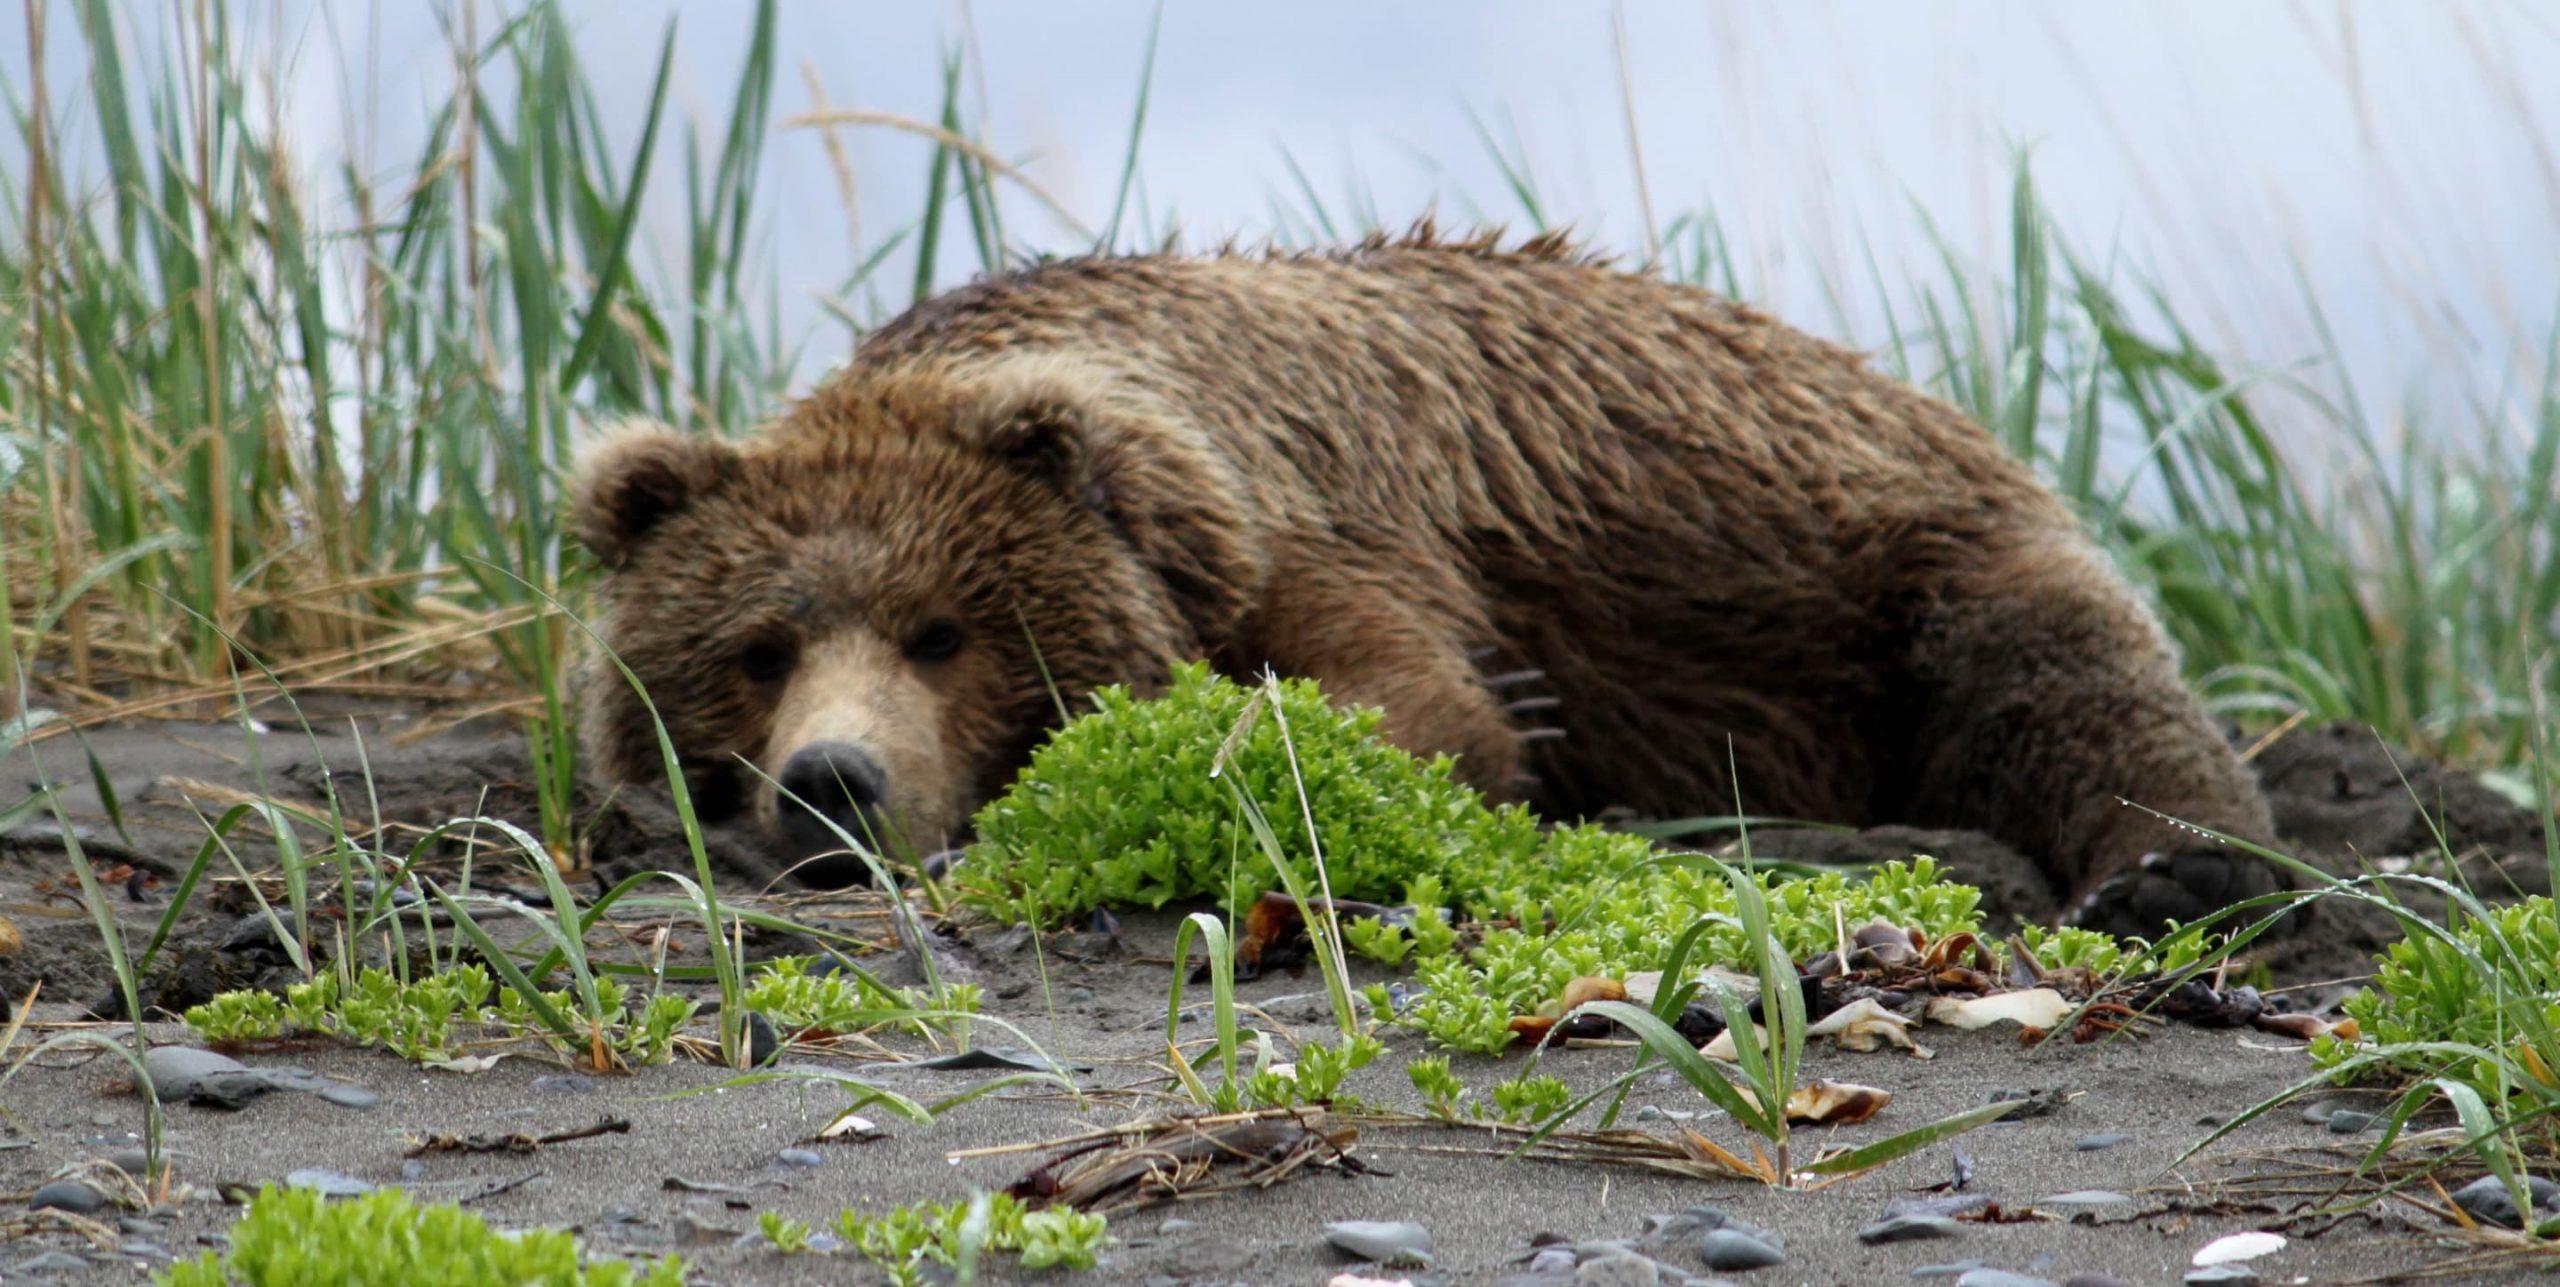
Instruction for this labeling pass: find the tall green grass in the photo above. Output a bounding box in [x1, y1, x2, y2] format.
[2, 1, 2554, 799]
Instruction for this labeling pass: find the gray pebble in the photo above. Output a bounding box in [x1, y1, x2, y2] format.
[1158, 1217, 1195, 1235]
[1325, 1219, 1432, 1261]
[746, 1012, 782, 1066]
[532, 1074, 596, 1095]
[29, 1181, 107, 1215]
[1953, 1272, 2058, 1287]
[2183, 1268, 2257, 1286]
[1886, 1194, 1992, 1220]
[1574, 1253, 1660, 1286]
[1529, 1248, 1579, 1274]
[283, 1168, 374, 1198]
[2449, 1174, 2560, 1229]
[107, 1147, 152, 1178]
[1698, 1228, 1785, 1270]
[314, 1082, 382, 1110]
[1911, 1264, 1990, 1279]
[2063, 1278, 2132, 1287]
[117, 1217, 160, 1236]
[121, 1241, 174, 1262]
[140, 1046, 251, 1099]
[776, 1148, 823, 1168]
[1859, 1214, 1962, 1244]
[9, 1251, 93, 1275]
[2073, 1133, 2129, 1151]
[2297, 1102, 2337, 1125]
[2034, 1190, 2134, 1209]
[2325, 1109, 2378, 1134]
[400, 1159, 426, 1181]
[1065, 986, 1097, 1007]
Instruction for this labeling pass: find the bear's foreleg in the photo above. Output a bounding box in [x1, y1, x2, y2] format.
[1246, 560, 1528, 800]
[1897, 538, 2282, 933]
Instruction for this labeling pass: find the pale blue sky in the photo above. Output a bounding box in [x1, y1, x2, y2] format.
[11, 2, 2558, 441]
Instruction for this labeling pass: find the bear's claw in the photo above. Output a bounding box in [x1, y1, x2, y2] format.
[2067, 847, 2301, 941]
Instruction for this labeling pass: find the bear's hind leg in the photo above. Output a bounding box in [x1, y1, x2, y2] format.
[1892, 536, 2280, 934]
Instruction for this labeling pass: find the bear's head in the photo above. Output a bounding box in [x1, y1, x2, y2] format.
[568, 355, 1263, 881]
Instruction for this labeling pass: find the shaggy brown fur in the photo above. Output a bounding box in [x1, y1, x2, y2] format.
[571, 230, 2278, 925]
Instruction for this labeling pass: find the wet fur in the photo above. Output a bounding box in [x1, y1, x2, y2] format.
[573, 229, 2275, 903]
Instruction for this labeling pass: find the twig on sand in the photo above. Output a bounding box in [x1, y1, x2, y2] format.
[956, 1107, 1368, 1214]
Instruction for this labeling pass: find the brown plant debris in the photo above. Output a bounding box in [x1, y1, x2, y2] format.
[403, 1116, 632, 1157]
[965, 1108, 1371, 1213]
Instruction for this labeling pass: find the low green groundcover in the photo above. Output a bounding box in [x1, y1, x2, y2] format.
[160, 1185, 683, 1287]
[962, 664, 1987, 1053]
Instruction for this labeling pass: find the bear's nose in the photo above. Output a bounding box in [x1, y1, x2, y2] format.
[777, 741, 891, 877]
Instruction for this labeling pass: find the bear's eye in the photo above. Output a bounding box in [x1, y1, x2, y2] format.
[904, 619, 965, 663]
[738, 638, 797, 685]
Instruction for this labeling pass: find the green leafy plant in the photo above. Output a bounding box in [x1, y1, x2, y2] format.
[2313, 896, 2560, 1102]
[758, 1211, 813, 1255]
[831, 1194, 1111, 1282]
[182, 965, 697, 1068]
[1247, 1033, 1385, 1109]
[968, 663, 1528, 923]
[157, 1184, 683, 1286]
[1407, 1055, 1469, 1120]
[1523, 842, 2026, 1187]
[976, 666, 1992, 1053]
[743, 955, 976, 1042]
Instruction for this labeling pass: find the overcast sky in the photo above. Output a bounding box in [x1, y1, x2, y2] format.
[11, 2, 2557, 440]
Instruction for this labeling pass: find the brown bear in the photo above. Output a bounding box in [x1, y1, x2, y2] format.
[570, 229, 2278, 932]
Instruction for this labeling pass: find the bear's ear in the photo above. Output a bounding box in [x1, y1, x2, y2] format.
[953, 361, 1263, 640]
[984, 402, 1110, 514]
[569, 424, 739, 569]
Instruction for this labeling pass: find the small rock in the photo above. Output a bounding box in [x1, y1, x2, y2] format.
[1698, 1228, 1785, 1270]
[2297, 1102, 2338, 1125]
[2064, 1277, 2134, 1287]
[313, 1082, 382, 1110]
[2073, 1133, 2129, 1151]
[1158, 1217, 1195, 1235]
[107, 1147, 152, 1178]
[2324, 1109, 2378, 1134]
[1885, 1194, 1992, 1220]
[1528, 1248, 1578, 1275]
[1325, 1219, 1432, 1262]
[2449, 1174, 2560, 1229]
[1574, 1253, 1659, 1286]
[29, 1181, 107, 1214]
[121, 1241, 173, 1262]
[283, 1168, 374, 1198]
[2034, 1190, 2134, 1210]
[140, 1045, 249, 1098]
[117, 1217, 160, 1236]
[1953, 1272, 2058, 1287]
[400, 1159, 425, 1181]
[532, 1074, 596, 1095]
[746, 1012, 782, 1066]
[1911, 1264, 1990, 1279]
[1859, 1214, 1962, 1244]
[2183, 1269, 2257, 1286]
[776, 1148, 823, 1168]
[1065, 986, 1097, 1006]
[9, 1251, 93, 1276]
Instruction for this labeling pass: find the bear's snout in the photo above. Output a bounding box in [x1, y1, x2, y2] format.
[777, 740, 891, 876]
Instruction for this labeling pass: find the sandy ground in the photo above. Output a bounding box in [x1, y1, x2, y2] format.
[1, 704, 2550, 1284]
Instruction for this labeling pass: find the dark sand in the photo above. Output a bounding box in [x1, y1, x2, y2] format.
[1, 705, 2548, 1284]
